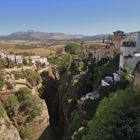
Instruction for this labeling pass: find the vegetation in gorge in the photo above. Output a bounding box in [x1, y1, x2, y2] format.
[48, 53, 72, 71]
[52, 51, 132, 140]
[82, 86, 140, 140]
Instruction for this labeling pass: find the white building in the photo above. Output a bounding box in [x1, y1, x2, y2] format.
[30, 56, 41, 64]
[30, 56, 49, 66]
[15, 55, 23, 64]
[40, 58, 49, 66]
[119, 32, 140, 70]
[6, 55, 16, 62]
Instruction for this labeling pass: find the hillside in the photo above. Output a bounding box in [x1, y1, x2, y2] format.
[0, 30, 110, 41]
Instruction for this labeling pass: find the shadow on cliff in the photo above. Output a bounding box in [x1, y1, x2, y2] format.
[40, 69, 60, 139]
[38, 126, 57, 140]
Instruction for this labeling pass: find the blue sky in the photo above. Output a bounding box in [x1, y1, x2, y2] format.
[0, 0, 140, 35]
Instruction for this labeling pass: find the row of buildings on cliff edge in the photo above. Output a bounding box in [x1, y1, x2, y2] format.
[0, 50, 49, 66]
[82, 31, 123, 63]
[82, 30, 140, 71]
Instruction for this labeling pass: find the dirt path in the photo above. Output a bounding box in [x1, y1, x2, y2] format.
[4, 66, 35, 73]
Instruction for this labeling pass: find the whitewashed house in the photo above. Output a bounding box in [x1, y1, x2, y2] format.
[30, 56, 49, 66]
[40, 57, 49, 66]
[119, 32, 140, 70]
[15, 55, 23, 64]
[30, 56, 41, 64]
[6, 55, 16, 62]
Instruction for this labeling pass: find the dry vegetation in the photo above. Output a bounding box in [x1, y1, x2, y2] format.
[0, 40, 65, 57]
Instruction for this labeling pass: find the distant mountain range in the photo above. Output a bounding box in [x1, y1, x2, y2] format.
[0, 30, 111, 42]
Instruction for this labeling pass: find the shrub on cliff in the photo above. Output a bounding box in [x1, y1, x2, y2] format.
[24, 70, 42, 86]
[0, 73, 4, 91]
[20, 125, 31, 140]
[16, 87, 31, 102]
[12, 70, 42, 86]
[11, 71, 24, 80]
[82, 86, 140, 140]
[24, 95, 43, 118]
[3, 95, 19, 116]
[0, 102, 4, 118]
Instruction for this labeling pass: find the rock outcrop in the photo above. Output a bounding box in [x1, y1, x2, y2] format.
[25, 100, 49, 140]
[0, 113, 21, 140]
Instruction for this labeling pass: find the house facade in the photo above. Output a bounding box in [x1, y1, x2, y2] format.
[15, 55, 23, 64]
[83, 41, 114, 62]
[30, 56, 49, 66]
[30, 56, 41, 64]
[0, 51, 49, 66]
[119, 32, 140, 70]
[113, 30, 124, 48]
[6, 55, 16, 62]
[40, 58, 49, 66]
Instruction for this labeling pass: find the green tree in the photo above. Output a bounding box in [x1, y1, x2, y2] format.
[24, 95, 43, 118]
[0, 73, 4, 91]
[16, 87, 31, 102]
[0, 102, 4, 118]
[24, 70, 42, 86]
[65, 43, 81, 54]
[3, 95, 19, 116]
[82, 86, 140, 140]
[23, 58, 28, 65]
[6, 81, 15, 90]
[0, 58, 4, 69]
[69, 112, 82, 136]
[20, 125, 31, 140]
[11, 71, 24, 80]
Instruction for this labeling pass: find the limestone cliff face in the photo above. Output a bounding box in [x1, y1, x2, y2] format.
[25, 99, 49, 140]
[40, 66, 79, 139]
[0, 113, 21, 140]
[40, 66, 59, 127]
[40, 66, 72, 138]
